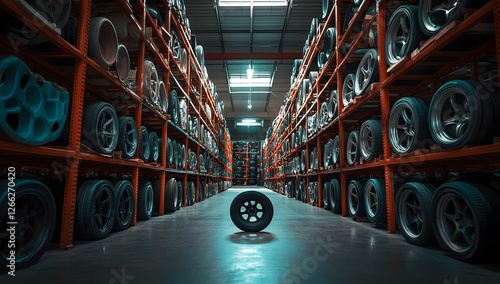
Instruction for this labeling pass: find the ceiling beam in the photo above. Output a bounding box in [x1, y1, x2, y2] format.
[205, 52, 302, 60]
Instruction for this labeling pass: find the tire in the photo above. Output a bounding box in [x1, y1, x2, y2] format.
[419, 0, 470, 36]
[360, 119, 383, 161]
[137, 180, 154, 220]
[347, 179, 366, 218]
[111, 44, 130, 82]
[396, 182, 435, 246]
[319, 101, 329, 126]
[364, 178, 386, 224]
[169, 90, 179, 124]
[112, 180, 134, 231]
[75, 179, 115, 239]
[346, 130, 360, 166]
[81, 102, 119, 155]
[389, 97, 429, 155]
[428, 80, 492, 149]
[116, 117, 138, 159]
[385, 5, 424, 66]
[196, 45, 205, 67]
[300, 149, 307, 173]
[0, 179, 55, 269]
[188, 181, 196, 205]
[323, 139, 334, 168]
[139, 126, 150, 161]
[431, 181, 500, 262]
[342, 73, 356, 107]
[322, 0, 333, 19]
[167, 138, 174, 166]
[354, 49, 379, 96]
[158, 80, 168, 113]
[323, 28, 336, 60]
[143, 60, 159, 107]
[88, 17, 118, 69]
[148, 131, 159, 162]
[165, 178, 178, 213]
[330, 179, 342, 214]
[323, 181, 332, 210]
[328, 90, 338, 119]
[230, 191, 274, 232]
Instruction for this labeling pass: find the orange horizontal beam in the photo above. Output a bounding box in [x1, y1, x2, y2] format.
[204, 52, 303, 60]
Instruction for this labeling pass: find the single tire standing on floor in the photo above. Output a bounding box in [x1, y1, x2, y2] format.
[230, 191, 274, 232]
[0, 179, 56, 269]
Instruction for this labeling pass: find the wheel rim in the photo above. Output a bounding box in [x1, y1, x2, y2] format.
[171, 30, 181, 59]
[140, 128, 150, 159]
[355, 51, 376, 95]
[237, 198, 265, 223]
[96, 108, 118, 153]
[365, 182, 378, 218]
[348, 183, 359, 216]
[435, 192, 477, 253]
[328, 90, 338, 119]
[320, 102, 329, 126]
[430, 88, 473, 145]
[150, 133, 159, 162]
[117, 185, 133, 226]
[398, 189, 424, 239]
[346, 132, 358, 165]
[342, 74, 355, 107]
[1, 193, 48, 263]
[94, 187, 113, 232]
[386, 8, 413, 64]
[332, 135, 340, 164]
[145, 184, 154, 215]
[420, 0, 465, 34]
[360, 124, 374, 160]
[123, 119, 137, 157]
[389, 103, 416, 153]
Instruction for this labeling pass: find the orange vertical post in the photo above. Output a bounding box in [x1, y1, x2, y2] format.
[60, 0, 91, 249]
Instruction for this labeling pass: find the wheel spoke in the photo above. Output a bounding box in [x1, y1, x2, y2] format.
[449, 94, 462, 113]
[100, 196, 112, 207]
[402, 109, 412, 124]
[400, 16, 410, 34]
[397, 132, 409, 145]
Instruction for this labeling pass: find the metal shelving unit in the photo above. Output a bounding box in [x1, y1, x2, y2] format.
[232, 141, 261, 186]
[0, 0, 232, 249]
[263, 0, 500, 233]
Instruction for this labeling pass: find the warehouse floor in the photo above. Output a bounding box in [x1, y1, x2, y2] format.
[2, 186, 500, 283]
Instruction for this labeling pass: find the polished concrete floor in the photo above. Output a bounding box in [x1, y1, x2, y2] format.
[2, 186, 500, 283]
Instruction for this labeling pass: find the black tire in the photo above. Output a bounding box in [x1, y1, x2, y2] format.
[75, 179, 115, 239]
[148, 131, 159, 162]
[165, 178, 178, 213]
[81, 102, 119, 155]
[169, 90, 179, 124]
[364, 178, 386, 224]
[137, 180, 154, 220]
[0, 179, 55, 269]
[360, 119, 383, 161]
[346, 130, 360, 166]
[300, 149, 307, 173]
[322, 0, 333, 19]
[167, 138, 174, 166]
[396, 182, 435, 246]
[230, 191, 274, 232]
[323, 139, 334, 168]
[112, 44, 131, 83]
[112, 180, 134, 231]
[428, 80, 492, 149]
[330, 179, 342, 214]
[419, 0, 470, 37]
[189, 181, 196, 205]
[88, 17, 118, 69]
[323, 28, 336, 60]
[116, 117, 138, 159]
[328, 90, 338, 119]
[139, 126, 150, 161]
[342, 73, 356, 107]
[158, 80, 168, 113]
[347, 179, 366, 218]
[385, 5, 425, 66]
[323, 181, 332, 210]
[389, 97, 429, 155]
[354, 49, 379, 96]
[431, 181, 500, 262]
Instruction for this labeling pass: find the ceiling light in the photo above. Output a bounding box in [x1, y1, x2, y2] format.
[246, 67, 254, 79]
[242, 119, 256, 123]
[247, 103, 252, 110]
[219, 0, 288, 7]
[229, 77, 271, 88]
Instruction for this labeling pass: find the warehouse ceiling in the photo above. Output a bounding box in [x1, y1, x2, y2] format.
[184, 0, 323, 140]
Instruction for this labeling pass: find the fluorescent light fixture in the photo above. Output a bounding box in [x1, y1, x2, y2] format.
[219, 0, 288, 7]
[236, 122, 262, 126]
[229, 77, 271, 88]
[247, 103, 252, 109]
[246, 68, 254, 79]
[242, 119, 256, 123]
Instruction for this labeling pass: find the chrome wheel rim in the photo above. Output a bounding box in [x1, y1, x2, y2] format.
[360, 123, 374, 160]
[386, 8, 412, 64]
[355, 51, 376, 95]
[94, 187, 113, 232]
[421, 0, 465, 34]
[346, 132, 358, 165]
[342, 74, 355, 107]
[97, 108, 118, 153]
[398, 189, 424, 239]
[365, 182, 378, 219]
[348, 182, 359, 216]
[389, 103, 416, 154]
